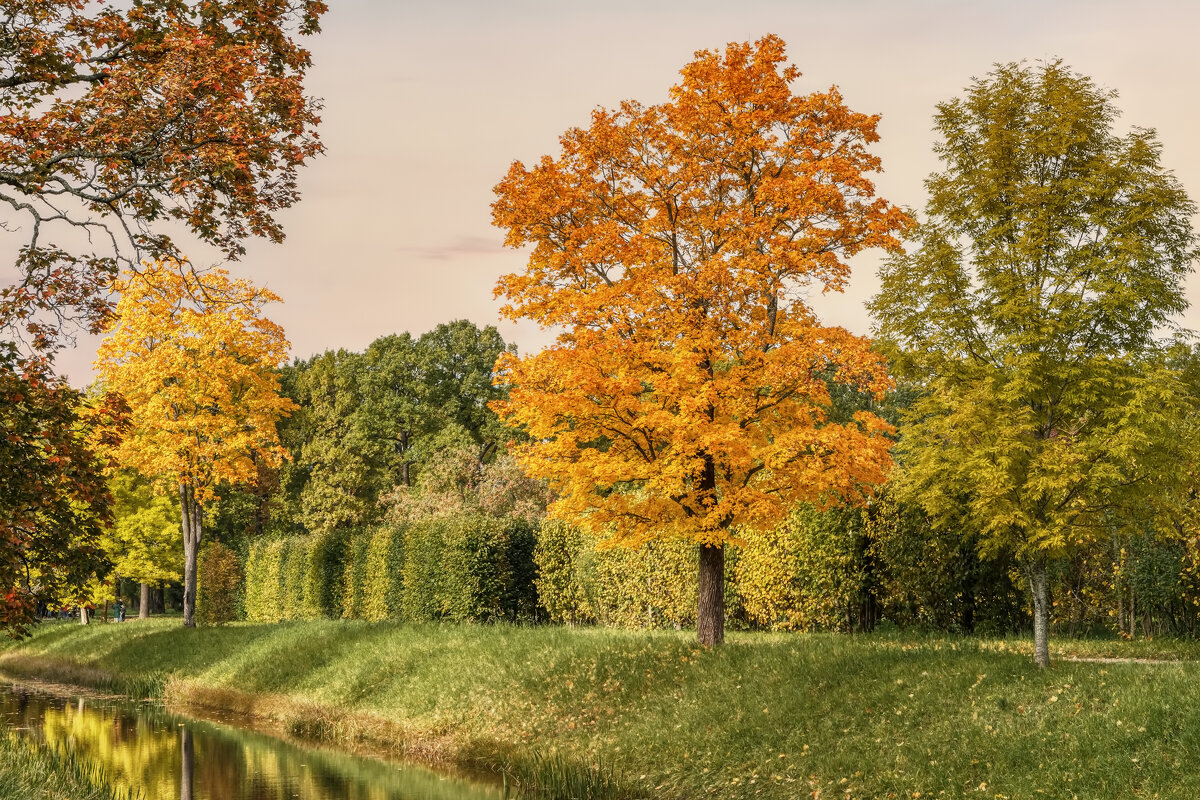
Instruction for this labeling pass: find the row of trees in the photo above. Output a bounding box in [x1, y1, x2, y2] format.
[4, 18, 1198, 671]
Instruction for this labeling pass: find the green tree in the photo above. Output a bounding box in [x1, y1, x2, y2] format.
[872, 61, 1198, 667]
[273, 321, 513, 534]
[106, 471, 184, 619]
[282, 349, 376, 533]
[0, 351, 116, 634]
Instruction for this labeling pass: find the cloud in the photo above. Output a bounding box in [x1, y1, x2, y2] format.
[395, 236, 506, 262]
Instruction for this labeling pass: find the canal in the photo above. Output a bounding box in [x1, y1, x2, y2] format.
[0, 679, 502, 800]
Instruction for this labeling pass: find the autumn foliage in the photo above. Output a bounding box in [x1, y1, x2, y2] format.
[491, 35, 910, 644]
[0, 0, 326, 348]
[0, 357, 119, 634]
[95, 260, 295, 626]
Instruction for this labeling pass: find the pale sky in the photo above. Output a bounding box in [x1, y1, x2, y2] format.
[46, 0, 1200, 384]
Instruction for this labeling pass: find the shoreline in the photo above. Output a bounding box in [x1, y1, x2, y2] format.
[6, 618, 1200, 799]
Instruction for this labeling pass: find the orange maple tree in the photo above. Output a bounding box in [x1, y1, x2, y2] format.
[491, 35, 911, 645]
[94, 260, 295, 627]
[0, 0, 326, 351]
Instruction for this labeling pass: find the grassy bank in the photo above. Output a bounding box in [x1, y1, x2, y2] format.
[4, 620, 1200, 799]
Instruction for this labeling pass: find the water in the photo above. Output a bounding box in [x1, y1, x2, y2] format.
[0, 679, 503, 800]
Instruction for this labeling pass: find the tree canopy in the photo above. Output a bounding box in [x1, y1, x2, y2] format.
[94, 260, 294, 626]
[491, 34, 910, 645]
[0, 0, 326, 350]
[274, 320, 512, 534]
[871, 61, 1199, 666]
[0, 356, 118, 634]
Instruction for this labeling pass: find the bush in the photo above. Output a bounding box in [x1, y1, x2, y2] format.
[244, 537, 286, 622]
[362, 524, 405, 621]
[402, 513, 538, 623]
[303, 529, 348, 618]
[340, 529, 372, 619]
[196, 541, 242, 625]
[535, 522, 697, 630]
[534, 520, 596, 625]
[401, 519, 443, 622]
[735, 505, 867, 632]
[591, 538, 697, 629]
[281, 535, 313, 619]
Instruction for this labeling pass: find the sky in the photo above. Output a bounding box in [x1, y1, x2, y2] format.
[45, 0, 1200, 384]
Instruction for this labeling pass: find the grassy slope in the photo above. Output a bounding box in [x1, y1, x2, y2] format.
[4, 620, 1200, 799]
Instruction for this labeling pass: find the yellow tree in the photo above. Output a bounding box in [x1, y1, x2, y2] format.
[94, 261, 295, 627]
[491, 35, 911, 645]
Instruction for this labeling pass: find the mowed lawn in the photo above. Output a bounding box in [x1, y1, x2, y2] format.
[4, 619, 1200, 799]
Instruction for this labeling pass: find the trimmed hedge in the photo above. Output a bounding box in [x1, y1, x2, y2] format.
[404, 515, 537, 623]
[240, 515, 537, 625]
[340, 529, 373, 620]
[196, 541, 242, 626]
[533, 525, 698, 629]
[363, 525, 405, 621]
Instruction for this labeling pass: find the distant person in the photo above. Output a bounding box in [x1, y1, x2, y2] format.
[115, 599, 125, 623]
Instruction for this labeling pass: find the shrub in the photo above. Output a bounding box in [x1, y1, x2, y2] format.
[243, 537, 286, 623]
[196, 541, 242, 625]
[401, 519, 444, 622]
[303, 529, 349, 618]
[590, 538, 696, 629]
[402, 513, 539, 623]
[533, 521, 697, 630]
[340, 529, 371, 619]
[280, 535, 313, 620]
[735, 505, 866, 632]
[362, 524, 405, 621]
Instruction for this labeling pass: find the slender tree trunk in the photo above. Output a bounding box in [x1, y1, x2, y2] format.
[1027, 557, 1050, 668]
[698, 543, 725, 647]
[180, 482, 203, 628]
[694, 448, 725, 648]
[1129, 587, 1136, 640]
[139, 583, 150, 619]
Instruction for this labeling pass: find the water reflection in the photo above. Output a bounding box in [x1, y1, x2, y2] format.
[1, 681, 501, 800]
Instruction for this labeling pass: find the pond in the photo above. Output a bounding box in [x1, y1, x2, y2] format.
[0, 679, 503, 800]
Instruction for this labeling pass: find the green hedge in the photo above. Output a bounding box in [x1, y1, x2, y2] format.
[363, 525, 406, 621]
[402, 515, 537, 623]
[244, 537, 285, 622]
[532, 523, 697, 629]
[196, 541, 242, 626]
[303, 530, 349, 618]
[340, 528, 372, 620]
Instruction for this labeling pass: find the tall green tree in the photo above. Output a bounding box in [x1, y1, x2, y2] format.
[281, 349, 376, 533]
[273, 321, 513, 534]
[872, 61, 1199, 667]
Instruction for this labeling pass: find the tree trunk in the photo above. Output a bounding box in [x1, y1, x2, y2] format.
[698, 543, 725, 647]
[1027, 557, 1050, 668]
[180, 482, 203, 628]
[139, 583, 150, 619]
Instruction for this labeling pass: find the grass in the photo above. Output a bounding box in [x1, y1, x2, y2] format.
[0, 733, 142, 800]
[5, 619, 1200, 798]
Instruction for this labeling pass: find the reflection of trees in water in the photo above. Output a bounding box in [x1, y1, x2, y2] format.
[181, 727, 194, 800]
[40, 700, 179, 798]
[2, 685, 500, 800]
